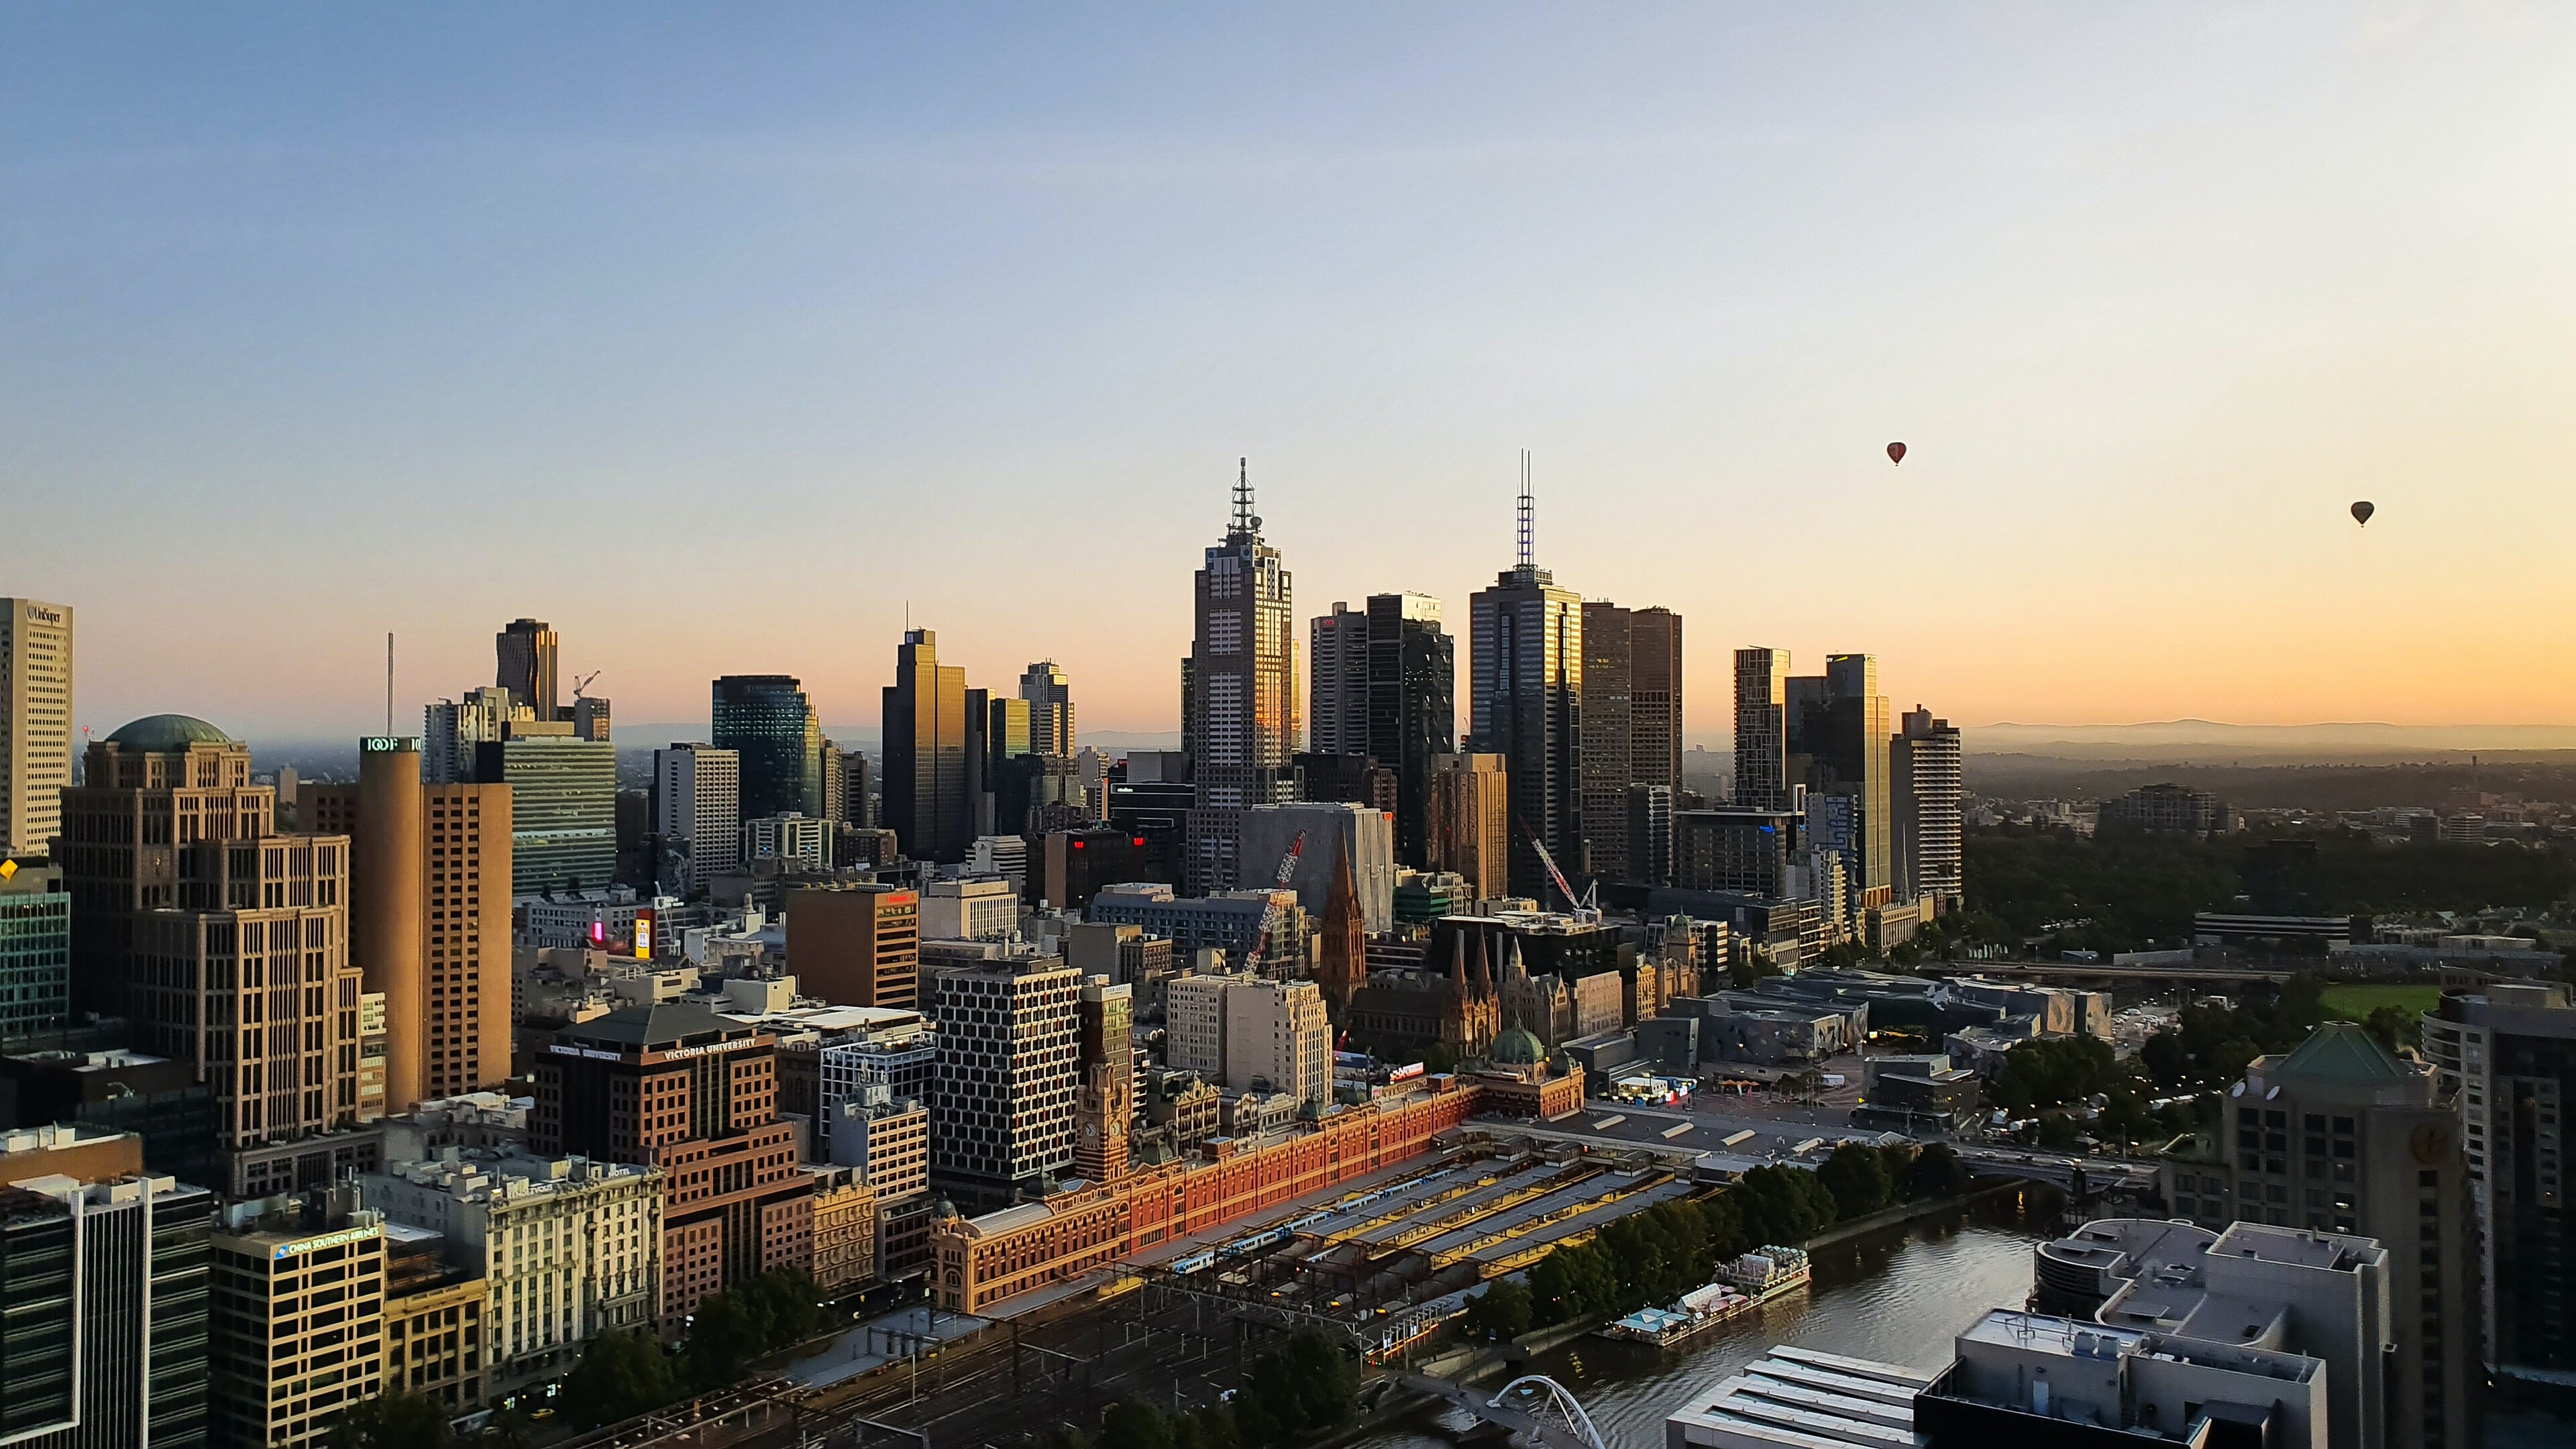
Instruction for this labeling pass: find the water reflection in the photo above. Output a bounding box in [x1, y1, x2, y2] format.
[1364, 1194, 2057, 1449]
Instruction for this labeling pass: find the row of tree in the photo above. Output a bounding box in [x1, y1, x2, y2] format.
[1081, 1330, 1360, 1449]
[558, 1269, 831, 1429]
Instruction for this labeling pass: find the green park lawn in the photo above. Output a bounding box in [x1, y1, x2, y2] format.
[2318, 983, 2444, 1022]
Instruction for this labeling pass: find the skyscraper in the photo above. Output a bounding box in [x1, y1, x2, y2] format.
[1468, 458, 1582, 902]
[653, 743, 739, 890]
[0, 598, 72, 859]
[1366, 592, 1454, 869]
[495, 618, 557, 722]
[714, 674, 823, 820]
[881, 631, 971, 863]
[1732, 647, 1790, 811]
[422, 686, 521, 785]
[476, 728, 614, 896]
[1183, 461, 1298, 893]
[1426, 753, 1510, 901]
[928, 949, 1078, 1209]
[1308, 602, 1368, 756]
[1788, 653, 1894, 905]
[1578, 602, 1633, 881]
[1893, 706, 1964, 907]
[1020, 660, 1075, 757]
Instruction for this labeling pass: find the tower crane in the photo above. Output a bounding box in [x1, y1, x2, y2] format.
[571, 669, 603, 700]
[1523, 824, 1598, 918]
[1242, 830, 1307, 973]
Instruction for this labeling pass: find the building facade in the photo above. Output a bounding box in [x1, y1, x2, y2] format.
[713, 675, 824, 822]
[0, 598, 72, 859]
[1892, 706, 1964, 907]
[883, 632, 971, 863]
[926, 951, 1079, 1210]
[1426, 753, 1509, 901]
[494, 619, 558, 723]
[1732, 647, 1790, 811]
[475, 732, 614, 896]
[653, 743, 740, 892]
[0, 855, 69, 1033]
[1183, 463, 1299, 894]
[209, 1192, 386, 1449]
[784, 883, 919, 1010]
[1468, 492, 1582, 904]
[1020, 660, 1075, 758]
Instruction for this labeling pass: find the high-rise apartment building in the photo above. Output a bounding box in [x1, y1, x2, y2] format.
[1020, 661, 1075, 757]
[1309, 602, 1369, 757]
[713, 674, 824, 822]
[494, 619, 558, 723]
[1469, 464, 1582, 902]
[1732, 647, 1790, 811]
[1367, 593, 1455, 869]
[59, 716, 372, 1195]
[0, 598, 73, 859]
[0, 1124, 213, 1449]
[1183, 462, 1298, 893]
[0, 856, 69, 1034]
[299, 738, 513, 1114]
[1893, 706, 1964, 907]
[209, 1191, 386, 1449]
[2161, 1023, 2478, 1448]
[927, 949, 1078, 1209]
[1426, 753, 1509, 901]
[2424, 979, 2576, 1395]
[653, 743, 739, 890]
[784, 883, 920, 1010]
[881, 632, 971, 863]
[423, 686, 522, 785]
[532, 1004, 812, 1327]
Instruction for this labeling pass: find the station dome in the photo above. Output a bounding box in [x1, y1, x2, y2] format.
[1491, 1026, 1546, 1067]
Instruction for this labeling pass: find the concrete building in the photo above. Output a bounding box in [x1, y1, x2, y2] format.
[209, 1190, 386, 1449]
[653, 743, 739, 891]
[784, 882, 920, 1010]
[1468, 465, 1582, 903]
[1674, 808, 1799, 897]
[2423, 978, 2576, 1394]
[1033, 827, 1165, 911]
[472, 727, 614, 897]
[60, 716, 375, 1195]
[922, 877, 1018, 942]
[0, 598, 72, 859]
[530, 1004, 812, 1328]
[1578, 601, 1680, 884]
[424, 686, 523, 787]
[0, 1125, 213, 1449]
[1183, 463, 1299, 893]
[1731, 647, 1790, 812]
[1020, 660, 1075, 757]
[1309, 601, 1368, 757]
[1165, 971, 1330, 1107]
[1916, 1307, 2327, 1448]
[741, 811, 832, 871]
[926, 949, 1079, 1209]
[1085, 883, 1302, 965]
[1240, 800, 1395, 935]
[2099, 782, 2231, 836]
[0, 854, 69, 1033]
[301, 739, 514, 1114]
[806, 1163, 875, 1291]
[882, 633, 971, 863]
[2161, 1024, 2477, 1448]
[360, 1151, 660, 1395]
[1666, 1345, 1933, 1449]
[1892, 706, 1964, 908]
[1425, 753, 1509, 901]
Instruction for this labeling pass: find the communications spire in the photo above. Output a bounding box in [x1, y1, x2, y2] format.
[1516, 449, 1535, 568]
[1230, 456, 1259, 539]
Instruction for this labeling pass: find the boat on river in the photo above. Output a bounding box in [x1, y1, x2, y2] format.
[1712, 1244, 1812, 1305]
[1599, 1246, 1811, 1349]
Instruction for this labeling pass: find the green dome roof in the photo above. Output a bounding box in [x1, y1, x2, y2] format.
[105, 714, 233, 751]
[1491, 1026, 1546, 1067]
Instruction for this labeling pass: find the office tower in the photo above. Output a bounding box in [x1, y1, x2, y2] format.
[301, 738, 513, 1115]
[2162, 1023, 2477, 1448]
[1578, 602, 1633, 881]
[981, 693, 1032, 836]
[1625, 783, 1674, 887]
[423, 686, 521, 785]
[742, 812, 831, 870]
[713, 674, 824, 821]
[922, 877, 1016, 941]
[1893, 706, 1964, 907]
[377, 1224, 487, 1413]
[1673, 807, 1801, 896]
[474, 727, 613, 896]
[1183, 461, 1299, 893]
[1468, 463, 1582, 902]
[786, 883, 920, 1010]
[1240, 800, 1396, 935]
[361, 1153, 659, 1397]
[210, 1191, 385, 1449]
[531, 1004, 811, 1324]
[927, 950, 1079, 1208]
[653, 743, 739, 891]
[1627, 606, 1682, 797]
[571, 694, 611, 743]
[58, 716, 370, 1195]
[2424, 979, 2576, 1397]
[0, 598, 72, 858]
[1367, 592, 1455, 869]
[838, 749, 875, 832]
[1020, 661, 1075, 757]
[880, 633, 971, 863]
[494, 618, 557, 722]
[0, 857, 68, 1033]
[0, 1125, 213, 1449]
[1733, 647, 1790, 810]
[1786, 653, 1894, 906]
[819, 738, 845, 826]
[1309, 602, 1368, 755]
[1033, 826, 1163, 912]
[1426, 753, 1510, 901]
[1074, 977, 1132, 1183]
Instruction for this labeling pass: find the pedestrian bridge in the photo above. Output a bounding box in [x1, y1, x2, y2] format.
[1395, 1373, 1607, 1449]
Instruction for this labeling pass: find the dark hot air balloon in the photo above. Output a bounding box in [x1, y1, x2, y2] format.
[1886, 441, 1906, 466]
[2351, 501, 2374, 527]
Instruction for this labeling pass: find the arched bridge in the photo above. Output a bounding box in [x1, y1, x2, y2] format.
[1395, 1373, 1607, 1449]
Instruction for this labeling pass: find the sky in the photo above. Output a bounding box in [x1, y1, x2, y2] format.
[5, 5, 2574, 748]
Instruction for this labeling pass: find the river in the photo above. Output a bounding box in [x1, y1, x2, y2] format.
[1360, 1192, 2061, 1449]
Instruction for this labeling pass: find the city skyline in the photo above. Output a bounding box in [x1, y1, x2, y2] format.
[9, 8, 2576, 739]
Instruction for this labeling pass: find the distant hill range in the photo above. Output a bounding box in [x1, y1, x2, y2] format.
[1962, 720, 2576, 761]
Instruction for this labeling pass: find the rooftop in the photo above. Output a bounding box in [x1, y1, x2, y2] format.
[103, 712, 234, 751]
[555, 1001, 752, 1051]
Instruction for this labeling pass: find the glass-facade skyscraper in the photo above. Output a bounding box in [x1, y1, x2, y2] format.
[481, 734, 614, 895]
[1468, 462, 1581, 903]
[0, 858, 69, 1034]
[881, 633, 970, 863]
[1365, 593, 1453, 869]
[1183, 462, 1297, 893]
[714, 674, 823, 821]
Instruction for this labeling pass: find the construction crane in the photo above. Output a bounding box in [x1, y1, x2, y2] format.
[1523, 824, 1598, 918]
[1242, 830, 1307, 973]
[570, 669, 603, 700]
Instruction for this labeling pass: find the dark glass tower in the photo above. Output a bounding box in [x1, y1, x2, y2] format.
[1468, 456, 1582, 902]
[1364, 592, 1454, 869]
[712, 675, 822, 821]
[881, 631, 971, 863]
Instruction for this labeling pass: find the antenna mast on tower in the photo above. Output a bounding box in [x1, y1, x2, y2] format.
[1516, 449, 1535, 568]
[1231, 456, 1259, 538]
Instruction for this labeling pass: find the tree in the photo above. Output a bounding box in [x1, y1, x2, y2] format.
[749, 1268, 828, 1348]
[1462, 1277, 1533, 1340]
[1903, 1142, 1974, 1201]
[2360, 1005, 2420, 1055]
[562, 1329, 679, 1429]
[1102, 1397, 1176, 1449]
[1816, 1144, 1893, 1221]
[329, 1392, 458, 1449]
[684, 1290, 757, 1391]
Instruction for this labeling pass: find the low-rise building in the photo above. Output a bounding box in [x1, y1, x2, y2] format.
[807, 1164, 877, 1291]
[380, 1224, 489, 1411]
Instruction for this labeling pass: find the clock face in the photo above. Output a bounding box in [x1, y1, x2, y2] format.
[2411, 1122, 2452, 1166]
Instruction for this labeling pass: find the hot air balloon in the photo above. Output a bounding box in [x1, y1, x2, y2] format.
[2351, 501, 2374, 527]
[1886, 441, 1906, 466]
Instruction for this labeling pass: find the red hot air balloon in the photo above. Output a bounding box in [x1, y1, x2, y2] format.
[2351, 501, 2374, 527]
[1886, 441, 1907, 466]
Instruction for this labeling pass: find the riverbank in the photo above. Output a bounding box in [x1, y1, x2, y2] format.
[1801, 1179, 2029, 1250]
